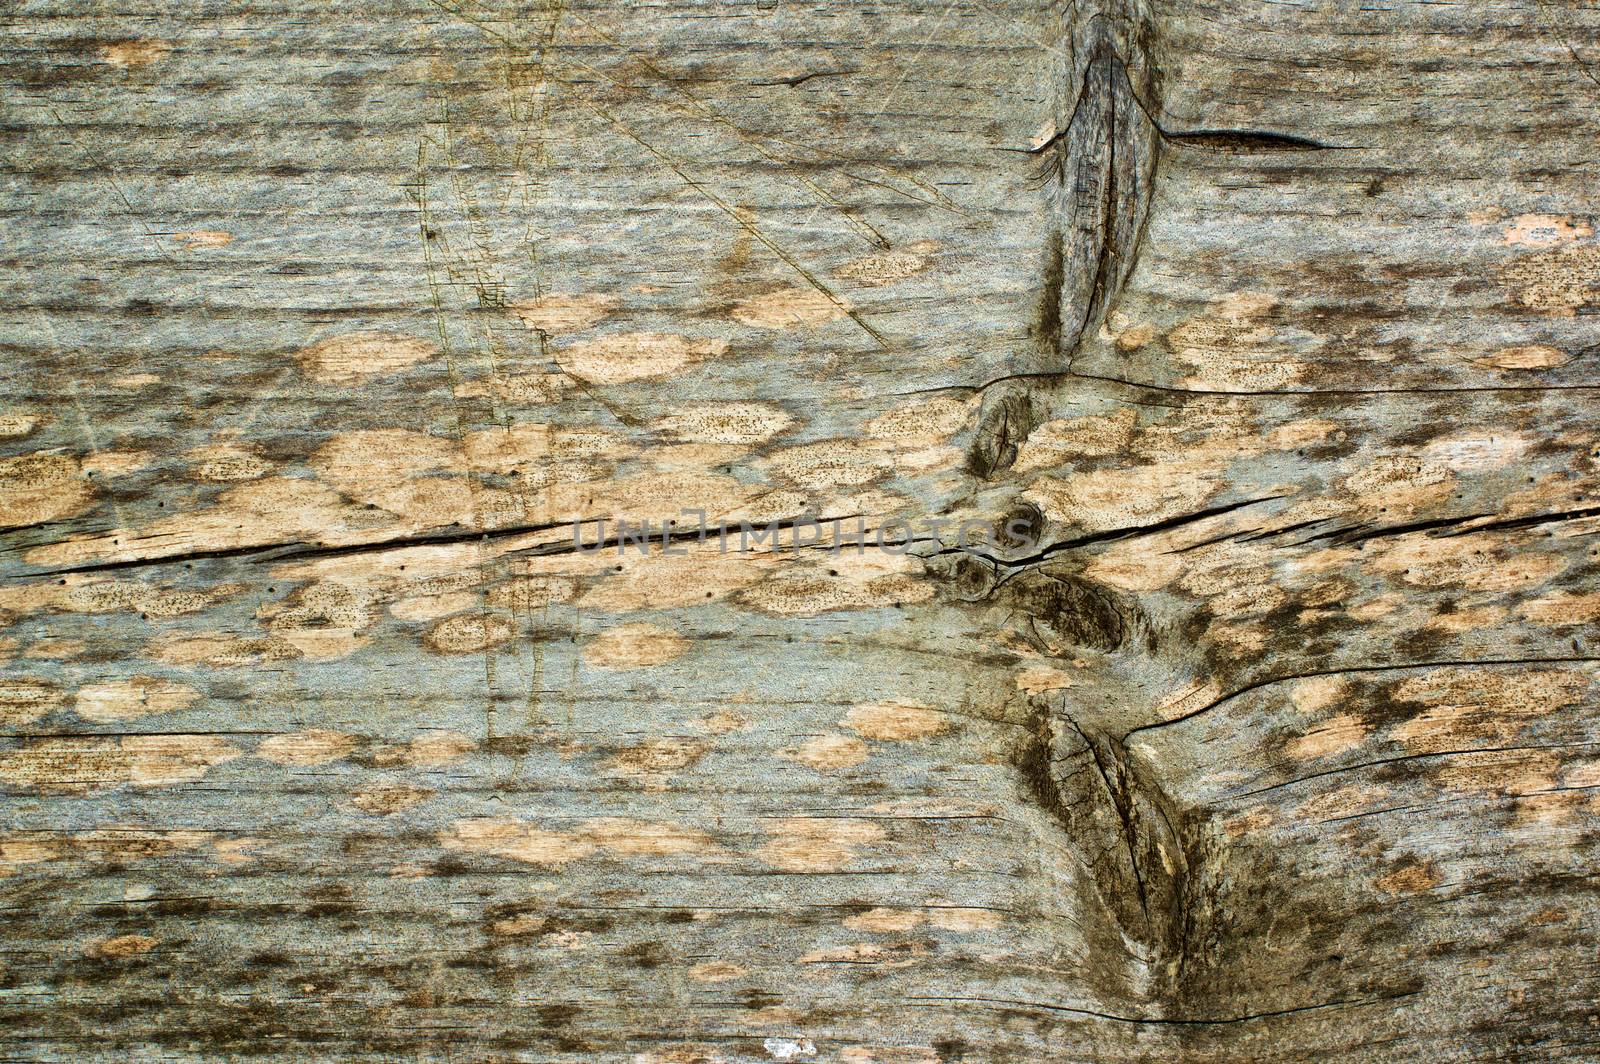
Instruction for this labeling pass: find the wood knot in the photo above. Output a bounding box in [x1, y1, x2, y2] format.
[997, 569, 1133, 654]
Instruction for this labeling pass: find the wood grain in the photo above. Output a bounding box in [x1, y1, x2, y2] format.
[3, 0, 1599, 1059]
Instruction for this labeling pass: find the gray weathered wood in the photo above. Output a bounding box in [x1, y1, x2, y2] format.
[3, 0, 1599, 1059]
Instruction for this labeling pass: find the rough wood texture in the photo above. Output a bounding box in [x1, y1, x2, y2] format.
[4, 0, 1599, 1060]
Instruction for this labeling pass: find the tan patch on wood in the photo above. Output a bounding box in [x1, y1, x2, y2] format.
[462, 423, 634, 475]
[838, 1046, 941, 1064]
[171, 229, 233, 250]
[0, 577, 248, 621]
[766, 438, 893, 490]
[100, 40, 169, 66]
[1498, 471, 1600, 519]
[90, 828, 210, 861]
[836, 243, 935, 285]
[555, 332, 727, 384]
[1294, 783, 1390, 822]
[688, 960, 746, 983]
[23, 638, 85, 660]
[290, 629, 373, 661]
[1220, 808, 1273, 838]
[1562, 760, 1600, 788]
[257, 729, 356, 766]
[389, 590, 478, 622]
[147, 632, 298, 668]
[1207, 619, 1269, 655]
[694, 710, 750, 735]
[1, 827, 213, 871]
[1150, 681, 1224, 724]
[1267, 418, 1340, 449]
[508, 293, 618, 332]
[550, 471, 758, 531]
[309, 428, 454, 491]
[453, 371, 572, 405]
[352, 784, 434, 815]
[368, 470, 503, 530]
[259, 581, 376, 633]
[0, 678, 68, 727]
[1025, 458, 1223, 531]
[1425, 603, 1507, 634]
[1291, 676, 1351, 714]
[760, 817, 887, 872]
[89, 934, 160, 958]
[651, 401, 797, 445]
[799, 941, 927, 967]
[546, 929, 592, 950]
[730, 286, 847, 328]
[1392, 668, 1587, 752]
[740, 551, 932, 617]
[486, 575, 579, 612]
[1520, 591, 1600, 625]
[580, 817, 714, 856]
[1180, 557, 1284, 617]
[1014, 665, 1075, 694]
[1285, 713, 1372, 761]
[80, 450, 152, 478]
[26, 477, 373, 569]
[441, 818, 598, 867]
[374, 732, 476, 768]
[634, 1046, 730, 1064]
[582, 622, 691, 669]
[1473, 344, 1570, 370]
[1366, 532, 1564, 592]
[1432, 749, 1561, 795]
[890, 443, 963, 475]
[75, 678, 200, 722]
[927, 906, 1003, 932]
[1167, 292, 1308, 389]
[1342, 456, 1456, 516]
[213, 838, 266, 865]
[1082, 543, 1184, 591]
[110, 373, 160, 389]
[1113, 321, 1157, 351]
[292, 330, 437, 383]
[0, 412, 42, 438]
[490, 914, 547, 936]
[843, 700, 948, 741]
[1501, 244, 1600, 314]
[1376, 860, 1441, 894]
[786, 734, 870, 770]
[1501, 213, 1592, 247]
[843, 907, 922, 933]
[1513, 791, 1584, 826]
[0, 735, 240, 792]
[604, 738, 708, 787]
[864, 398, 972, 446]
[441, 816, 711, 866]
[580, 547, 768, 613]
[1013, 409, 1137, 471]
[187, 443, 269, 481]
[1421, 430, 1535, 472]
[1348, 593, 1404, 620]
[643, 442, 754, 473]
[423, 612, 517, 654]
[118, 738, 237, 785]
[0, 453, 96, 528]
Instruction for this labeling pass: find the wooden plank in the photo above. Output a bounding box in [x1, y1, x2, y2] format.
[2, 0, 1598, 1059]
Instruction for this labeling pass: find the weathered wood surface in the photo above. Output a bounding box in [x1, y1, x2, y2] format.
[3, 0, 1600, 1059]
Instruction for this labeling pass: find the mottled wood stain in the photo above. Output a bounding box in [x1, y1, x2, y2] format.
[2, 0, 1599, 1060]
